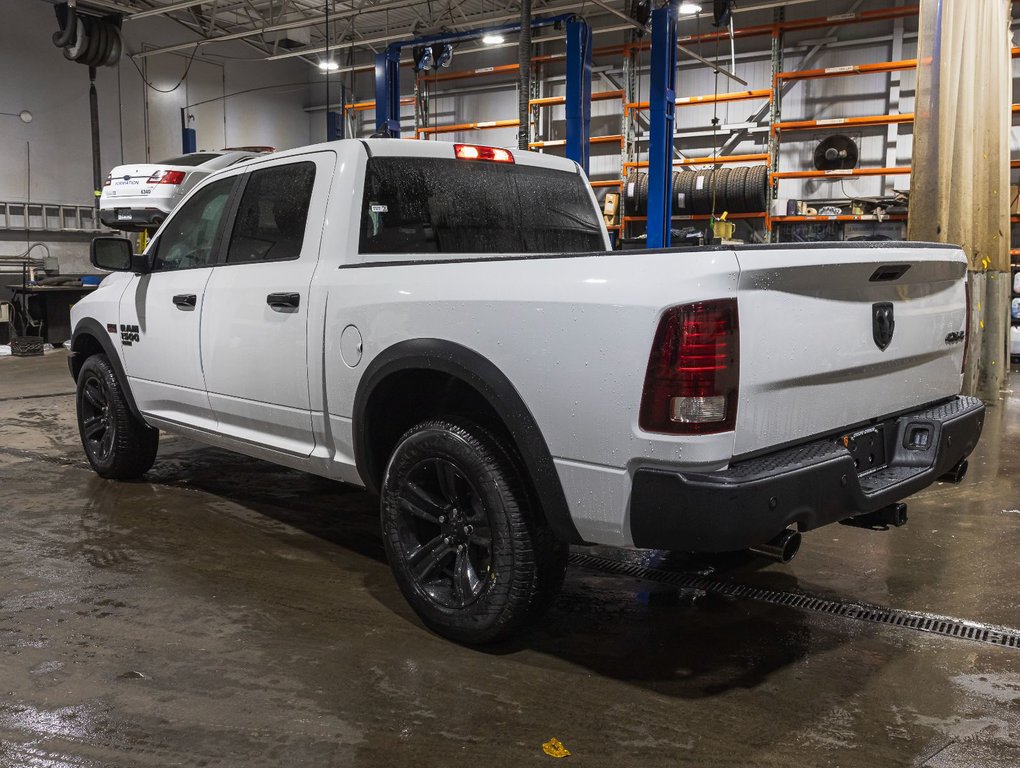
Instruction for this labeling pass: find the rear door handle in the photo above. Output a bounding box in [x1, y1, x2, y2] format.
[172, 294, 197, 309]
[267, 292, 300, 311]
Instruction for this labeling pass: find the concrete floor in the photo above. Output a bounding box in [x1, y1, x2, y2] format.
[1, 351, 1019, 767]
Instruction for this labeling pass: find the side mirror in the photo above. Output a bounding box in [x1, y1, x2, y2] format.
[90, 237, 149, 273]
[91, 237, 133, 271]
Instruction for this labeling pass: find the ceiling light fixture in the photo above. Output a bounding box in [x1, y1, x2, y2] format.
[481, 33, 505, 45]
[318, 60, 339, 71]
[678, 2, 702, 14]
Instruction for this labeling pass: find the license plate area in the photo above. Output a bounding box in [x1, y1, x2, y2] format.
[840, 425, 887, 475]
[116, 209, 133, 220]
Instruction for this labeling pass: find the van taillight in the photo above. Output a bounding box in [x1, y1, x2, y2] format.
[639, 299, 739, 435]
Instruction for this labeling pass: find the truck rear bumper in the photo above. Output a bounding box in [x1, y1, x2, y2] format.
[628, 396, 985, 553]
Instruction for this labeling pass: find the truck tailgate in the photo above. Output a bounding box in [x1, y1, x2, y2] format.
[733, 244, 968, 457]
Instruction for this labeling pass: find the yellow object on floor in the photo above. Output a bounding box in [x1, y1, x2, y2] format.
[542, 738, 571, 758]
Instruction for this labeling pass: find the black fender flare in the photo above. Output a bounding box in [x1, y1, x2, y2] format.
[353, 339, 585, 545]
[69, 317, 144, 422]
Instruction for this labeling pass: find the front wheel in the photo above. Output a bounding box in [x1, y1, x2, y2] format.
[381, 418, 566, 644]
[76, 353, 159, 479]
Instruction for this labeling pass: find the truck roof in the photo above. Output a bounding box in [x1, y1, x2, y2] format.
[231, 138, 582, 175]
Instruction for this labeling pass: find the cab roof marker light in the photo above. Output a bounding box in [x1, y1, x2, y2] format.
[454, 144, 514, 163]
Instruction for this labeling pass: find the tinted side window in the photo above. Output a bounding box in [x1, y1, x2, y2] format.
[151, 178, 234, 272]
[226, 163, 316, 264]
[359, 157, 604, 257]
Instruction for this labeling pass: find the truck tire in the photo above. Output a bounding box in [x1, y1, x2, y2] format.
[678, 170, 697, 214]
[744, 165, 769, 212]
[726, 166, 750, 213]
[691, 170, 711, 214]
[380, 417, 566, 644]
[75, 353, 159, 479]
[625, 171, 640, 216]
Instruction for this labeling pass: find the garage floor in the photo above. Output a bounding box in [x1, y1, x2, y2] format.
[1, 351, 1019, 767]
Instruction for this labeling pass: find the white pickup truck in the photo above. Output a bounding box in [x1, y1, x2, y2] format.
[70, 139, 984, 643]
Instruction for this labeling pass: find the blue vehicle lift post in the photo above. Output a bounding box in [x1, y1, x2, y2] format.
[646, 4, 678, 249]
[374, 14, 577, 139]
[180, 107, 197, 154]
[564, 19, 592, 173]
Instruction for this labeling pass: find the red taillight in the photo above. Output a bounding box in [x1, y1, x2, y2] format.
[454, 144, 514, 163]
[147, 170, 186, 184]
[639, 299, 739, 435]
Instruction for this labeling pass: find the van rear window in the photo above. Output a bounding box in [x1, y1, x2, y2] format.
[358, 157, 604, 258]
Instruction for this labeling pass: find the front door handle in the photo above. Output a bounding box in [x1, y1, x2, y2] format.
[172, 294, 197, 309]
[267, 292, 300, 311]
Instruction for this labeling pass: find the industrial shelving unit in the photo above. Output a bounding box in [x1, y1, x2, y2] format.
[357, 4, 927, 246]
[1010, 46, 1020, 266]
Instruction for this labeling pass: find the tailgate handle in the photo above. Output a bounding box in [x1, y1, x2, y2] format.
[870, 264, 911, 282]
[267, 292, 300, 311]
[172, 293, 197, 309]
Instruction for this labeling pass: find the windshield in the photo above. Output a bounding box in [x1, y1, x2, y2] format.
[358, 156, 605, 258]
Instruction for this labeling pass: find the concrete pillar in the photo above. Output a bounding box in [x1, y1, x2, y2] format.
[907, 0, 1011, 403]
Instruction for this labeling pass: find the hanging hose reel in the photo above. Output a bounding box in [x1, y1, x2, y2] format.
[52, 2, 123, 68]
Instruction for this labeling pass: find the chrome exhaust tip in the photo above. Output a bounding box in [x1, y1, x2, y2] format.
[748, 528, 801, 564]
[939, 459, 968, 484]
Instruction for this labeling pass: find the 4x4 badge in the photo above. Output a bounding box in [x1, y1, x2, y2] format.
[872, 302, 895, 351]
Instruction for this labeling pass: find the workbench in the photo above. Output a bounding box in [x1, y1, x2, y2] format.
[7, 284, 98, 345]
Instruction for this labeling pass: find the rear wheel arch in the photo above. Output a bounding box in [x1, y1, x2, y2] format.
[353, 339, 585, 545]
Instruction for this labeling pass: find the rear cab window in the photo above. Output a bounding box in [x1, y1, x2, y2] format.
[358, 156, 605, 259]
[226, 162, 316, 264]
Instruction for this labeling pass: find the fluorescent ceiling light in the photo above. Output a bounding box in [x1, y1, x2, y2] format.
[481, 33, 505, 45]
[678, 2, 702, 14]
[318, 60, 339, 71]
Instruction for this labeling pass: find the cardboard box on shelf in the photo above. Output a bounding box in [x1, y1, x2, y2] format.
[603, 193, 619, 217]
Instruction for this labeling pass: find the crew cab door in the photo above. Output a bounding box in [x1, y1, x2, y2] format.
[118, 176, 238, 430]
[199, 154, 332, 456]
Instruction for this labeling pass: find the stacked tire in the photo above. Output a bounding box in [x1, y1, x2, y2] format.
[624, 165, 769, 216]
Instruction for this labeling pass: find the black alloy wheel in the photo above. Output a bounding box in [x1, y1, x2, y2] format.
[80, 371, 116, 464]
[381, 418, 566, 644]
[75, 353, 159, 479]
[393, 457, 494, 609]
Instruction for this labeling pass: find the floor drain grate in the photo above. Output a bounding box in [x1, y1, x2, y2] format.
[569, 552, 1020, 649]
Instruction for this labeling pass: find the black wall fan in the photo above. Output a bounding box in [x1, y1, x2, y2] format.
[813, 134, 859, 171]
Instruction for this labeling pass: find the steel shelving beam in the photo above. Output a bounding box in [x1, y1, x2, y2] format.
[776, 113, 914, 131]
[565, 19, 594, 173]
[625, 88, 771, 113]
[645, 4, 678, 249]
[776, 59, 918, 81]
[625, 153, 769, 169]
[772, 167, 911, 179]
